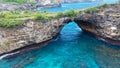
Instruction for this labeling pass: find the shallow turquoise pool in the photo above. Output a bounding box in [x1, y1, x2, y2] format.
[0, 22, 120, 68]
[0, 0, 120, 68]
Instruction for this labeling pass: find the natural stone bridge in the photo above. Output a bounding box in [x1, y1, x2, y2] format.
[0, 4, 120, 55]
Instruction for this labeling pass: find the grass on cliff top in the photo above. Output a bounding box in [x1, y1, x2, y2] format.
[0, 20, 23, 28]
[83, 3, 118, 13]
[0, 10, 55, 28]
[0, 9, 78, 28]
[83, 4, 111, 13]
[0, 3, 117, 28]
[0, 0, 36, 5]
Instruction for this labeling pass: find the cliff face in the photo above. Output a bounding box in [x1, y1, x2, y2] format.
[0, 3, 36, 12]
[0, 17, 71, 55]
[0, 3, 120, 55]
[74, 4, 120, 45]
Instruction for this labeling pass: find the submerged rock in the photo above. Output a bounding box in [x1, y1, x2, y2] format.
[74, 4, 120, 45]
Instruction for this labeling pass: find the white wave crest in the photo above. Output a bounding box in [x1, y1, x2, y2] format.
[0, 51, 19, 60]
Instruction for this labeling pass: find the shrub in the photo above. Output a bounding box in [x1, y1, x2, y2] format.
[0, 0, 35, 4]
[45, 16, 54, 20]
[84, 7, 98, 13]
[56, 12, 64, 18]
[0, 20, 24, 28]
[100, 4, 109, 7]
[64, 9, 77, 17]
[0, 13, 5, 18]
[5, 14, 22, 19]
[34, 12, 54, 20]
[34, 13, 45, 20]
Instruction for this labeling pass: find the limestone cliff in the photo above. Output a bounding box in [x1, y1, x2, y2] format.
[0, 18, 71, 55]
[0, 3, 120, 56]
[74, 4, 120, 45]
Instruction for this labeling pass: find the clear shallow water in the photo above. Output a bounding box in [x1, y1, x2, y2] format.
[0, 22, 120, 68]
[0, 0, 120, 68]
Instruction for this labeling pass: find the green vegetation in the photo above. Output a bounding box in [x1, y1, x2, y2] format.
[0, 3, 117, 28]
[0, 20, 23, 28]
[0, 10, 56, 28]
[83, 3, 114, 13]
[64, 9, 78, 17]
[56, 12, 64, 18]
[56, 9, 79, 18]
[5, 42, 11, 46]
[0, 0, 36, 4]
[0, 11, 32, 19]
[99, 3, 109, 7]
[84, 7, 99, 13]
[0, 10, 79, 28]
[0, 11, 32, 28]
[34, 12, 54, 20]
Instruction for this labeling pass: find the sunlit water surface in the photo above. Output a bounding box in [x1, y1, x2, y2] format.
[0, 0, 120, 68]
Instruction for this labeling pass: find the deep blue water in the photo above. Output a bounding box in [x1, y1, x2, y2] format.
[0, 0, 120, 68]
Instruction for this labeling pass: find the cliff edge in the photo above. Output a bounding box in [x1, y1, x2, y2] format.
[75, 4, 120, 45]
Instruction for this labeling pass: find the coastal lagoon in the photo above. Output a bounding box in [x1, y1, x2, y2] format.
[0, 0, 120, 68]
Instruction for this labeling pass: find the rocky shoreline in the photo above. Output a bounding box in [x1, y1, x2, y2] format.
[0, 2, 61, 12]
[0, 3, 120, 56]
[0, 2, 36, 12]
[0, 17, 72, 55]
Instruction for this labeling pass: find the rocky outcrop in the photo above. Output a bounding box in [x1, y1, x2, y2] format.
[74, 4, 120, 45]
[36, 3, 61, 8]
[0, 3, 36, 12]
[0, 3, 120, 56]
[36, 0, 61, 8]
[0, 17, 71, 55]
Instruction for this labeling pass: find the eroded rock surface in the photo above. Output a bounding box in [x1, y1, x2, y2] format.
[0, 3, 120, 55]
[0, 3, 36, 12]
[74, 4, 120, 45]
[0, 17, 71, 55]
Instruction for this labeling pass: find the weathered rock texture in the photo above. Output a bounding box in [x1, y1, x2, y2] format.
[74, 4, 120, 45]
[0, 3, 36, 12]
[0, 18, 71, 55]
[0, 3, 120, 55]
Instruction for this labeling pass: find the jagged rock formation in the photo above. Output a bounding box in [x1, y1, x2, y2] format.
[0, 3, 36, 12]
[36, 0, 61, 8]
[0, 18, 71, 55]
[0, 3, 120, 55]
[74, 4, 120, 45]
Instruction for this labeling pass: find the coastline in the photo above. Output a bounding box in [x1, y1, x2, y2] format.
[0, 2, 120, 58]
[0, 34, 56, 58]
[0, 17, 71, 57]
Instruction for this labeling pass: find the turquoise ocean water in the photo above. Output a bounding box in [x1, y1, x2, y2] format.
[0, 0, 120, 68]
